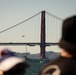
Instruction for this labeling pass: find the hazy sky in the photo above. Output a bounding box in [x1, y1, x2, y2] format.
[0, 0, 76, 30]
[0, 0, 76, 54]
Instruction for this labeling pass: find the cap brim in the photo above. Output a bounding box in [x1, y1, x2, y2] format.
[0, 57, 25, 72]
[59, 39, 76, 50]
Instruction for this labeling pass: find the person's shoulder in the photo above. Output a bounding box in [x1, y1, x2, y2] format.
[39, 56, 76, 75]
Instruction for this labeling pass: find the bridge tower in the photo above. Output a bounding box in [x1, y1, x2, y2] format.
[40, 10, 46, 59]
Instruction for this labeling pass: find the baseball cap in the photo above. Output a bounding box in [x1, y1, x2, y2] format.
[59, 15, 76, 50]
[0, 47, 25, 72]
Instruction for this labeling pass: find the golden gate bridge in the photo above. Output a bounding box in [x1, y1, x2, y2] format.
[0, 10, 63, 58]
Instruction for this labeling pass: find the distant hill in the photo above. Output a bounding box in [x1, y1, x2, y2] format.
[13, 51, 60, 59]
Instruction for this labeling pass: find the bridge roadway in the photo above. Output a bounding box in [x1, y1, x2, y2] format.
[0, 42, 58, 46]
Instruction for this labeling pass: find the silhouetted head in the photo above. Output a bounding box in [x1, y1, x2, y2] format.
[59, 15, 76, 58]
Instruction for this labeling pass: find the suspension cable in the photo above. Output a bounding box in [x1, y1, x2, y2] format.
[46, 11, 63, 21]
[0, 12, 41, 33]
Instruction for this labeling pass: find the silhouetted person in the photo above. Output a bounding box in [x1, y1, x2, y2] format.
[39, 15, 76, 75]
[0, 47, 29, 75]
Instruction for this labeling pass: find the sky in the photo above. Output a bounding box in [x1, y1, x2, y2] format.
[0, 0, 76, 54]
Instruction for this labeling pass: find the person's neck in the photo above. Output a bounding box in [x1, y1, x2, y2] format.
[60, 49, 72, 58]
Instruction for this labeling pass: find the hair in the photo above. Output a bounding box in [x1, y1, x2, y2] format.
[4, 62, 29, 75]
[65, 49, 76, 60]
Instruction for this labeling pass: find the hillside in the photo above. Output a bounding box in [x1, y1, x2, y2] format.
[14, 51, 60, 59]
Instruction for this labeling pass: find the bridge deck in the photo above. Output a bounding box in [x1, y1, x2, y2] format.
[0, 42, 58, 46]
